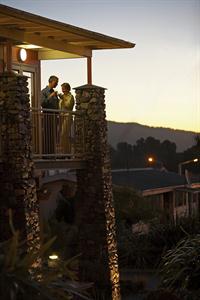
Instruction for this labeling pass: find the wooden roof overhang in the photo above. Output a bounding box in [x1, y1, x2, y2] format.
[0, 4, 135, 60]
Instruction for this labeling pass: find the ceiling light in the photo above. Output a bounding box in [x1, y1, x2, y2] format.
[19, 48, 27, 62]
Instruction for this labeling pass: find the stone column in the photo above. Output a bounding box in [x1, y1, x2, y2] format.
[0, 73, 40, 256]
[75, 84, 121, 299]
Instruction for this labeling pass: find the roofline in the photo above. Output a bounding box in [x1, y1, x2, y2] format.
[0, 4, 135, 49]
[142, 185, 186, 196]
[112, 168, 153, 172]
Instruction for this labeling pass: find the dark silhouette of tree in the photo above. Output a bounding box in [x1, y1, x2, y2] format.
[110, 136, 199, 173]
[194, 134, 200, 147]
[116, 142, 133, 169]
[133, 137, 177, 170]
[160, 140, 177, 171]
[181, 135, 200, 174]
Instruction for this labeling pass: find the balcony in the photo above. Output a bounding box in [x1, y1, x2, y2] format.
[31, 108, 86, 170]
[0, 108, 86, 170]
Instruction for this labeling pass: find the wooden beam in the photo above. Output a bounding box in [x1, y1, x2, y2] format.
[87, 57, 92, 84]
[34, 159, 86, 170]
[0, 27, 92, 57]
[6, 41, 12, 72]
[0, 44, 4, 72]
[38, 49, 82, 60]
[0, 4, 135, 49]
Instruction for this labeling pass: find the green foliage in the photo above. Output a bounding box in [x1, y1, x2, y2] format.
[0, 211, 92, 300]
[113, 186, 161, 225]
[116, 211, 200, 269]
[44, 216, 79, 261]
[117, 222, 158, 268]
[148, 217, 200, 251]
[114, 186, 162, 268]
[160, 235, 200, 300]
[40, 188, 79, 262]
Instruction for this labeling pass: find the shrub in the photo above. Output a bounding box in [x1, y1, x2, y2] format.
[0, 210, 92, 300]
[160, 235, 200, 300]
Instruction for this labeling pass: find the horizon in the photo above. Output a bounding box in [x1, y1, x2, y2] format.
[1, 0, 200, 132]
[107, 119, 199, 133]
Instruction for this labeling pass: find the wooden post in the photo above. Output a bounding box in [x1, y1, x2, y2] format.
[6, 42, 12, 72]
[0, 44, 4, 73]
[87, 57, 92, 84]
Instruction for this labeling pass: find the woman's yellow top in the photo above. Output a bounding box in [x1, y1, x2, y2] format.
[59, 92, 74, 111]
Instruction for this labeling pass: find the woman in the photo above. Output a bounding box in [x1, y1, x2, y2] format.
[59, 83, 75, 155]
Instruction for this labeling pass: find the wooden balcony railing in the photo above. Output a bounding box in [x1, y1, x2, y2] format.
[31, 108, 85, 160]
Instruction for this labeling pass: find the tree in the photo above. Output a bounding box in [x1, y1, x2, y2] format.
[194, 135, 200, 147]
[182, 135, 200, 174]
[114, 142, 134, 169]
[160, 140, 177, 171]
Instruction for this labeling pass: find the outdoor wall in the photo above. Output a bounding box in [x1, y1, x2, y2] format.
[75, 84, 121, 299]
[0, 72, 40, 255]
[12, 47, 39, 65]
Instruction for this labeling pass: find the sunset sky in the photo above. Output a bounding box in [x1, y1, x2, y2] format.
[1, 0, 200, 132]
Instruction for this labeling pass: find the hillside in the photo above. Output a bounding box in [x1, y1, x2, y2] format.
[107, 121, 198, 152]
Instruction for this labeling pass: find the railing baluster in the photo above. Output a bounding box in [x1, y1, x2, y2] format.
[30, 107, 85, 160]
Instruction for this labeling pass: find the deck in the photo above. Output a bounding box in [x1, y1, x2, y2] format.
[0, 107, 86, 170]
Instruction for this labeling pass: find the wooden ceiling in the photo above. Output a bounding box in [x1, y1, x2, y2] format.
[0, 4, 135, 59]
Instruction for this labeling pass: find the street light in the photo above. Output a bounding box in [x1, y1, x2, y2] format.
[147, 156, 165, 170]
[178, 158, 199, 175]
[148, 157, 154, 163]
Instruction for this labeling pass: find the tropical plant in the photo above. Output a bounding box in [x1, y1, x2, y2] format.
[159, 234, 200, 300]
[117, 214, 200, 269]
[44, 216, 79, 261]
[0, 210, 92, 300]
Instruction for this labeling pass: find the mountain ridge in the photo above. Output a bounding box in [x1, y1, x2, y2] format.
[107, 120, 199, 152]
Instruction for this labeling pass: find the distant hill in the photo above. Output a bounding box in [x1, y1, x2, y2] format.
[107, 121, 199, 152]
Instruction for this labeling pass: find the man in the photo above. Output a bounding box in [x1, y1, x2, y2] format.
[41, 76, 59, 157]
[41, 75, 59, 109]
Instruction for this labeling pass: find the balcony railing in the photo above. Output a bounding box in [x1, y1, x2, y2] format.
[31, 108, 85, 160]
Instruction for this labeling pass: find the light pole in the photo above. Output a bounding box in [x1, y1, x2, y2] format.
[178, 158, 199, 175]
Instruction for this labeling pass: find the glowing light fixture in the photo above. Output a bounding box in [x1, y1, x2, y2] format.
[148, 157, 154, 163]
[49, 254, 59, 260]
[19, 48, 27, 62]
[178, 158, 199, 175]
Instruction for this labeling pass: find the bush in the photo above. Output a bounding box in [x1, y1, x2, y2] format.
[117, 216, 200, 269]
[113, 186, 161, 225]
[0, 210, 92, 300]
[160, 235, 200, 300]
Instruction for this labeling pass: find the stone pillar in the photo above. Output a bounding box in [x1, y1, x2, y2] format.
[75, 84, 121, 299]
[0, 73, 40, 256]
